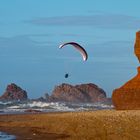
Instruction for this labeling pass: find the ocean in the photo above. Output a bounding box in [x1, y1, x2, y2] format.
[0, 100, 113, 114]
[0, 100, 113, 139]
[0, 132, 16, 140]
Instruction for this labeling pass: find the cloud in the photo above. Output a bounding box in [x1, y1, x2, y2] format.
[0, 35, 57, 62]
[26, 13, 140, 29]
[86, 40, 137, 63]
[93, 40, 134, 47]
[0, 35, 137, 65]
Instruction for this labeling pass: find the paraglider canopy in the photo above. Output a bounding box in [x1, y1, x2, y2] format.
[59, 42, 88, 61]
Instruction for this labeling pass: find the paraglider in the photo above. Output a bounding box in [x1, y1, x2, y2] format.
[59, 42, 88, 61]
[65, 73, 69, 78]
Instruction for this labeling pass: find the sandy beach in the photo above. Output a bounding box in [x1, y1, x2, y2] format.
[0, 110, 140, 140]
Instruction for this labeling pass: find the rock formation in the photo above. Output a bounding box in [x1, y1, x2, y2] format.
[24, 109, 42, 113]
[49, 83, 107, 103]
[112, 31, 140, 110]
[134, 31, 140, 62]
[34, 93, 49, 102]
[0, 83, 28, 101]
[112, 67, 140, 109]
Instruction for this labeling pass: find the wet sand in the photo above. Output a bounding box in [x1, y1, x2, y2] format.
[0, 110, 140, 140]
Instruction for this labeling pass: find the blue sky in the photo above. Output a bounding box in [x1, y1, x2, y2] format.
[0, 0, 140, 98]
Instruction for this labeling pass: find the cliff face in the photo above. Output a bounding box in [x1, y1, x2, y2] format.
[112, 31, 140, 110]
[49, 83, 107, 103]
[112, 67, 140, 109]
[0, 83, 28, 101]
[134, 31, 140, 62]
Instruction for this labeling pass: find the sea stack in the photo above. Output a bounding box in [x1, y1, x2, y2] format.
[112, 31, 140, 110]
[49, 83, 107, 103]
[0, 83, 28, 101]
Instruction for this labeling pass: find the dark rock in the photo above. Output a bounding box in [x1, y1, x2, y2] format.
[24, 109, 42, 113]
[0, 83, 28, 101]
[42, 93, 50, 100]
[49, 83, 106, 103]
[33, 93, 50, 101]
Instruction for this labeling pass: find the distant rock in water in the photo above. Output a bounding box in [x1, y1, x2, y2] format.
[49, 83, 107, 103]
[112, 67, 140, 110]
[24, 109, 42, 113]
[134, 31, 140, 62]
[0, 83, 28, 101]
[34, 93, 49, 101]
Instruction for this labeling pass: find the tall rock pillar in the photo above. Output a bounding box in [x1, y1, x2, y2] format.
[112, 31, 140, 110]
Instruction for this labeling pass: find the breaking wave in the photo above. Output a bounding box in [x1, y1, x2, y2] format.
[0, 100, 114, 114]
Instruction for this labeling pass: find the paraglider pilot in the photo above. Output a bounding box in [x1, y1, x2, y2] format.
[65, 73, 69, 78]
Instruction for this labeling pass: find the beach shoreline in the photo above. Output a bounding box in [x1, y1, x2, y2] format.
[0, 110, 140, 140]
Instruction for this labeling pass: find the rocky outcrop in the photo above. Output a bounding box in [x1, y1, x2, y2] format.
[134, 31, 140, 62]
[112, 67, 140, 109]
[112, 31, 140, 110]
[24, 109, 42, 113]
[0, 83, 28, 101]
[34, 93, 49, 102]
[49, 83, 107, 103]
